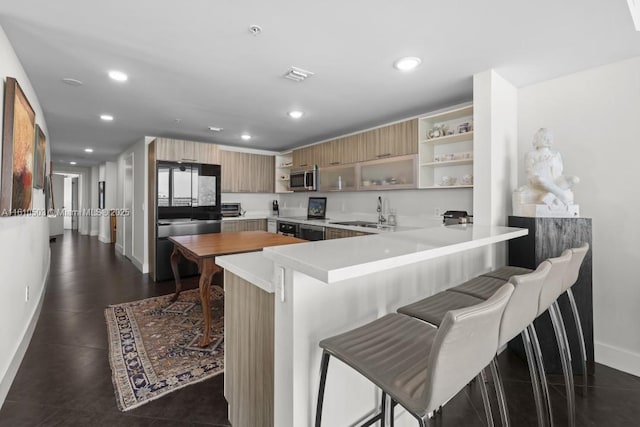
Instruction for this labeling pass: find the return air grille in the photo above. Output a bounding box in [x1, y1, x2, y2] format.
[283, 66, 314, 82]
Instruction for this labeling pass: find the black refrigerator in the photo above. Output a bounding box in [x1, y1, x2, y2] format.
[155, 161, 222, 281]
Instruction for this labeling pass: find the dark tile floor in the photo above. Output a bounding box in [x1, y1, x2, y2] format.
[1, 231, 639, 426]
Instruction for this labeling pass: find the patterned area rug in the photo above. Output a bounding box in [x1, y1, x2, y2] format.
[105, 288, 225, 411]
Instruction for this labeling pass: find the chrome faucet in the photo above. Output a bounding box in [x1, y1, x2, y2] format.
[377, 196, 386, 225]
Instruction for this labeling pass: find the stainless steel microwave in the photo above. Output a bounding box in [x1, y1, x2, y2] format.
[290, 166, 317, 191]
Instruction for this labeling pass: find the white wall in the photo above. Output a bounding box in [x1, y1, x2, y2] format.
[518, 56, 640, 375]
[473, 70, 518, 226]
[279, 188, 472, 227]
[0, 25, 51, 408]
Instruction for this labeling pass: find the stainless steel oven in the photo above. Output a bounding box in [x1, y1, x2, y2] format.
[290, 166, 317, 192]
[277, 220, 299, 237]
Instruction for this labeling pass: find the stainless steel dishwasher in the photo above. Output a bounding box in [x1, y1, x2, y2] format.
[156, 219, 221, 282]
[299, 223, 325, 241]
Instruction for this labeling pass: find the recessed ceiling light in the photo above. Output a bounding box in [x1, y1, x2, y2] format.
[84, 148, 94, 153]
[100, 114, 114, 121]
[108, 70, 128, 82]
[393, 56, 422, 72]
[62, 78, 83, 86]
[287, 110, 304, 119]
[241, 133, 252, 141]
[208, 126, 223, 132]
[70, 161, 77, 165]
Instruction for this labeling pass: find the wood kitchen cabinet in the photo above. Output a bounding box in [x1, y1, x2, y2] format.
[318, 135, 360, 167]
[325, 227, 371, 239]
[358, 119, 418, 162]
[292, 145, 321, 168]
[220, 150, 274, 193]
[155, 138, 219, 164]
[222, 219, 268, 233]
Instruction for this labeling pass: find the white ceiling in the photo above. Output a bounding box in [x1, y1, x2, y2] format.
[1, 0, 639, 166]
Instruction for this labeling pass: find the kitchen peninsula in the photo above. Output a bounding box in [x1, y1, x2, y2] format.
[216, 224, 528, 427]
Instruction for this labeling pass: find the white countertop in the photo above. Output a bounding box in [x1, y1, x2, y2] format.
[263, 224, 527, 283]
[216, 252, 275, 292]
[270, 215, 418, 234]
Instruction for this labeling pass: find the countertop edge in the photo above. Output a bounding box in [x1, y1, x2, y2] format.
[216, 252, 274, 293]
[264, 226, 528, 283]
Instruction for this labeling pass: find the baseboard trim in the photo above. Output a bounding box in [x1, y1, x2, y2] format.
[595, 341, 640, 377]
[0, 249, 50, 409]
[98, 234, 110, 244]
[115, 243, 123, 254]
[89, 229, 99, 236]
[142, 262, 149, 274]
[131, 255, 144, 273]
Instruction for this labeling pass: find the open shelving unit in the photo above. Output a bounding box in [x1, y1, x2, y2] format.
[275, 152, 293, 193]
[418, 105, 474, 189]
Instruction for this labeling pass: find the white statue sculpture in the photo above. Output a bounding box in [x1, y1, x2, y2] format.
[513, 128, 580, 217]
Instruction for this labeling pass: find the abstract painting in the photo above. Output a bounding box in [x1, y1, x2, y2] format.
[1, 77, 36, 214]
[34, 125, 46, 189]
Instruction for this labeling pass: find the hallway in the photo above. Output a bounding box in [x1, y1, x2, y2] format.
[0, 232, 230, 426]
[2, 232, 640, 426]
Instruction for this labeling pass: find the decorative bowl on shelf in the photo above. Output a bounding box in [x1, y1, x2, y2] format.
[440, 176, 457, 186]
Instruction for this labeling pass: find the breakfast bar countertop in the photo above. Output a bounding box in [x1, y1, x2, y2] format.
[263, 224, 528, 283]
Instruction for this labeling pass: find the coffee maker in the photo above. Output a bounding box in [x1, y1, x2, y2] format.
[272, 200, 279, 216]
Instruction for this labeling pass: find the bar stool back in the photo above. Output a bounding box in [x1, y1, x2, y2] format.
[315, 283, 514, 427]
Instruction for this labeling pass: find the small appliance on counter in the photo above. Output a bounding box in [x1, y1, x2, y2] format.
[221, 203, 243, 217]
[442, 210, 471, 225]
[272, 200, 279, 216]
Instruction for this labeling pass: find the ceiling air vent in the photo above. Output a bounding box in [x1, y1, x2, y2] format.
[283, 66, 314, 82]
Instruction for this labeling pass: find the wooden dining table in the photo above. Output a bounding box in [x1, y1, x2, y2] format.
[168, 230, 305, 347]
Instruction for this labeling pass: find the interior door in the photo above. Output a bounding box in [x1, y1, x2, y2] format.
[71, 178, 78, 230]
[124, 154, 134, 260]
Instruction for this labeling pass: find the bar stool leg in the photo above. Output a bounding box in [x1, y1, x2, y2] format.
[550, 302, 576, 427]
[315, 351, 331, 427]
[529, 324, 555, 427]
[522, 327, 549, 427]
[479, 369, 495, 427]
[490, 357, 510, 427]
[566, 288, 588, 393]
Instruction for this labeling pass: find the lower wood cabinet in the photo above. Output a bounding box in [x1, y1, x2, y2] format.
[224, 271, 274, 427]
[325, 227, 371, 240]
[222, 219, 268, 233]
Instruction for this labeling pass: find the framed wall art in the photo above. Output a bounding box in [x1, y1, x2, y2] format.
[1, 77, 36, 215]
[34, 125, 46, 189]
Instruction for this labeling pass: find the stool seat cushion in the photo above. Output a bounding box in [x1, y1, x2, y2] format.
[398, 291, 483, 326]
[319, 313, 437, 416]
[482, 266, 532, 281]
[450, 276, 508, 300]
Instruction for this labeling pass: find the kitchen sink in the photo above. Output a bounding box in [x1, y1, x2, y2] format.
[330, 220, 378, 227]
[330, 220, 394, 230]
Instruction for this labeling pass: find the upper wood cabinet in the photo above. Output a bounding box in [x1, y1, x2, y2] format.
[155, 138, 220, 164]
[318, 135, 360, 167]
[220, 150, 274, 193]
[292, 145, 322, 168]
[358, 119, 418, 162]
[293, 119, 418, 168]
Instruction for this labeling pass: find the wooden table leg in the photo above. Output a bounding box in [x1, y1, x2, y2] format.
[199, 257, 221, 347]
[170, 245, 183, 302]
